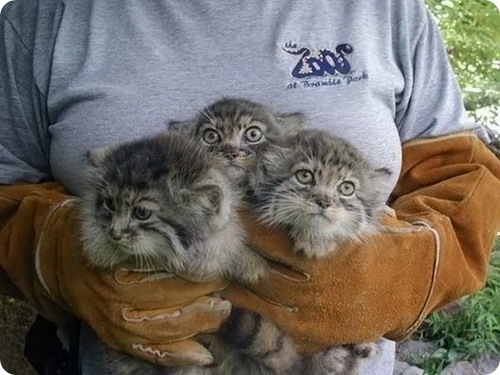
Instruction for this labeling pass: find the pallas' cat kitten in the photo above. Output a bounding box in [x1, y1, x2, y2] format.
[250, 128, 392, 259]
[79, 132, 284, 375]
[169, 98, 304, 184]
[227, 127, 393, 374]
[80, 132, 264, 282]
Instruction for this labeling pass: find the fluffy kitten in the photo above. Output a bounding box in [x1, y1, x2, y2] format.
[80, 132, 265, 283]
[169, 98, 304, 184]
[250, 128, 392, 258]
[80, 132, 295, 375]
[170, 101, 388, 374]
[229, 127, 393, 374]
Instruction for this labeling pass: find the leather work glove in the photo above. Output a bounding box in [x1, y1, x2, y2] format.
[223, 132, 500, 352]
[0, 183, 231, 366]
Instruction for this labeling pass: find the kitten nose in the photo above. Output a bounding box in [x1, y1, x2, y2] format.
[224, 152, 240, 160]
[315, 199, 330, 209]
[109, 229, 122, 240]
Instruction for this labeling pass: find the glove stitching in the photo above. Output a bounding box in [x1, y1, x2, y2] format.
[268, 267, 311, 283]
[131, 343, 179, 359]
[132, 343, 169, 358]
[379, 224, 431, 234]
[257, 293, 299, 313]
[121, 298, 232, 323]
[131, 343, 214, 364]
[114, 268, 177, 285]
[398, 220, 441, 338]
[248, 245, 311, 283]
[121, 306, 182, 322]
[34, 198, 77, 301]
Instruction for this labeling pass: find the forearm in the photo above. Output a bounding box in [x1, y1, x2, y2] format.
[0, 182, 73, 320]
[390, 132, 500, 322]
[224, 132, 500, 351]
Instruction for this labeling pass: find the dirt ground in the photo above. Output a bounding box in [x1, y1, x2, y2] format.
[0, 296, 37, 375]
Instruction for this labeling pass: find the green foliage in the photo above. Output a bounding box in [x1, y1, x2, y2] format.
[425, 0, 500, 111]
[402, 4, 500, 374]
[409, 239, 500, 374]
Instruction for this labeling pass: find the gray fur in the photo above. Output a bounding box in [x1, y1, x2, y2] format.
[82, 108, 387, 374]
[250, 128, 391, 258]
[165, 104, 385, 374]
[169, 98, 304, 184]
[80, 132, 264, 283]
[79, 132, 275, 375]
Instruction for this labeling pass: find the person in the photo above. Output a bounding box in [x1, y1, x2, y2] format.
[0, 0, 499, 374]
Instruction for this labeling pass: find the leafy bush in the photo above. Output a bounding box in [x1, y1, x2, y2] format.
[405, 3, 500, 374]
[426, 0, 500, 111]
[410, 239, 500, 374]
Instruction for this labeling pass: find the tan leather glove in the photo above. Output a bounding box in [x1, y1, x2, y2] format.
[0, 183, 231, 366]
[223, 132, 500, 352]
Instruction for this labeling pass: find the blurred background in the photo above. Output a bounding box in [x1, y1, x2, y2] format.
[0, 0, 498, 374]
[425, 0, 499, 133]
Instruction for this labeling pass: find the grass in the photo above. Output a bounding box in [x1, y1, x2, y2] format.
[408, 237, 500, 374]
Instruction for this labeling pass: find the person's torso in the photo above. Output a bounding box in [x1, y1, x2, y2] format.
[44, 0, 406, 195]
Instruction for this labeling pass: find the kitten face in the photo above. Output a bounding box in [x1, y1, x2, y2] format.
[252, 129, 391, 257]
[80, 133, 236, 269]
[170, 98, 304, 181]
[93, 187, 163, 254]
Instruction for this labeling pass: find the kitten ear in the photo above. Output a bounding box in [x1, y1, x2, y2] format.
[275, 112, 306, 134]
[86, 147, 109, 168]
[372, 167, 392, 179]
[168, 120, 193, 133]
[369, 167, 392, 186]
[261, 145, 292, 169]
[367, 167, 392, 203]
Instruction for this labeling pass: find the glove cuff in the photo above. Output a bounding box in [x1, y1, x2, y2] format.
[34, 197, 79, 322]
[0, 184, 76, 323]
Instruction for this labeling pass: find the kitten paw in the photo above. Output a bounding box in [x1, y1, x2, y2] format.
[236, 250, 268, 284]
[306, 346, 352, 374]
[352, 341, 379, 358]
[239, 265, 266, 284]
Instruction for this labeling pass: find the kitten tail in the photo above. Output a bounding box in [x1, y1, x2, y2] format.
[220, 308, 300, 374]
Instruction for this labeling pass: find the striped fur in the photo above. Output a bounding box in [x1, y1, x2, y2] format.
[169, 98, 304, 186]
[84, 105, 388, 374]
[249, 128, 392, 258]
[80, 132, 266, 283]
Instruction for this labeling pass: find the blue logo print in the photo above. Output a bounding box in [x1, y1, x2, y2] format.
[282, 42, 354, 79]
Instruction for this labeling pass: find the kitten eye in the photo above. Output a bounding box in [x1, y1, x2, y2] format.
[103, 198, 115, 211]
[338, 181, 356, 196]
[295, 169, 314, 185]
[202, 128, 220, 145]
[244, 126, 263, 144]
[134, 207, 152, 220]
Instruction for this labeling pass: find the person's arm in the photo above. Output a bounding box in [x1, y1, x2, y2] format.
[225, 132, 500, 352]
[0, 2, 229, 366]
[223, 0, 499, 351]
[393, 0, 487, 142]
[0, 0, 53, 295]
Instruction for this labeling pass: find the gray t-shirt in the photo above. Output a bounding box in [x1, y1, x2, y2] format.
[1, 0, 483, 193]
[0, 0, 485, 373]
